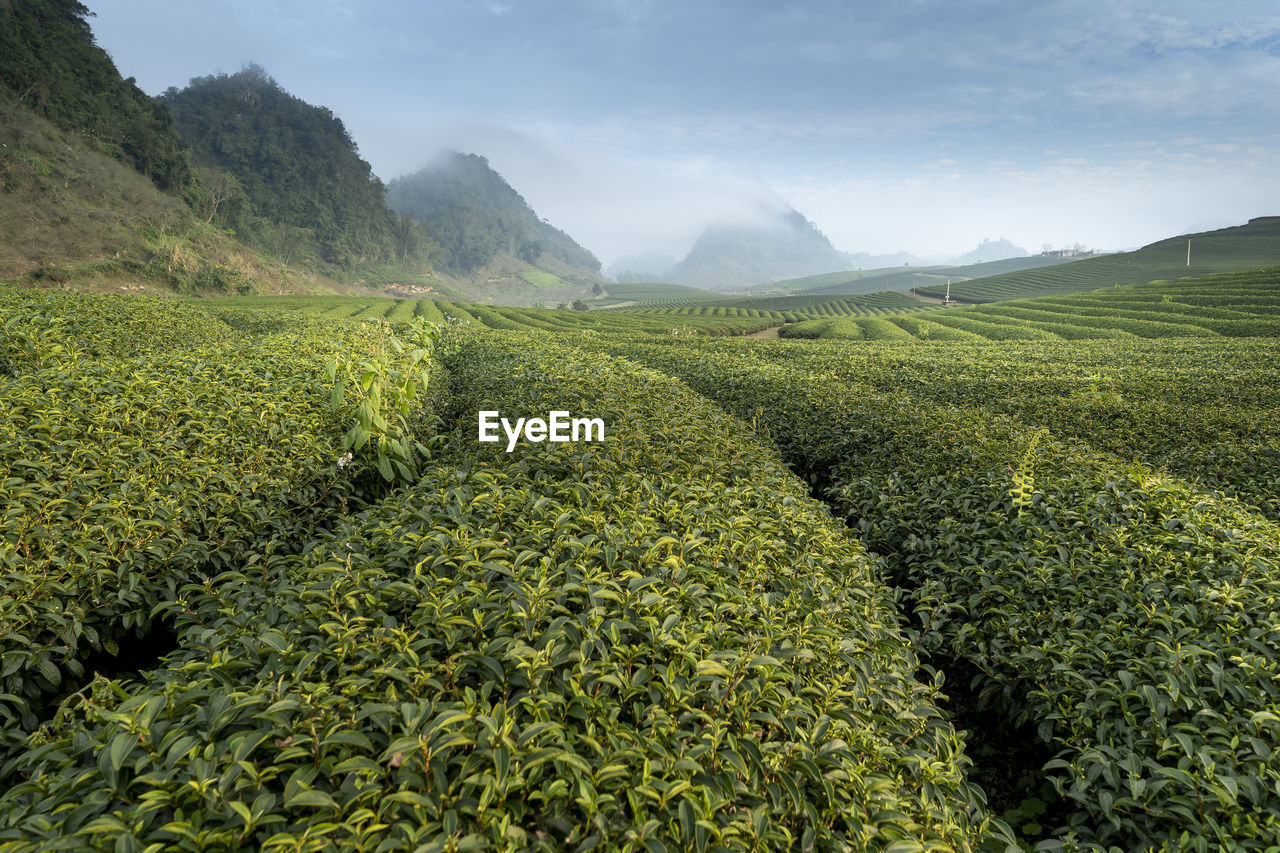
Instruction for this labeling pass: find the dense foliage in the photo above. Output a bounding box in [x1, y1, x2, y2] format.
[0, 300, 1004, 850]
[0, 0, 193, 192]
[159, 66, 416, 269]
[5, 271, 1280, 850]
[386, 152, 601, 276]
[584, 334, 1280, 849]
[0, 291, 441, 758]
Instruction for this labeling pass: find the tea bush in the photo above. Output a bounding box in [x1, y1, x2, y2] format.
[593, 339, 1280, 849]
[0, 292, 443, 753]
[0, 330, 1004, 851]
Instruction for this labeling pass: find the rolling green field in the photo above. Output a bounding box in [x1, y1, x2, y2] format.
[916, 217, 1280, 303]
[3, 269, 1280, 850]
[778, 267, 1280, 342]
[789, 256, 1077, 297]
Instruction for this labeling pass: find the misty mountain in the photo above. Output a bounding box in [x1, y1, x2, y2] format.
[846, 250, 920, 268]
[386, 152, 600, 278]
[606, 250, 678, 283]
[950, 237, 1028, 265]
[665, 209, 854, 288]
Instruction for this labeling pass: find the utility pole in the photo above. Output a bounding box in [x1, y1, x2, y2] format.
[1187, 239, 1191, 267]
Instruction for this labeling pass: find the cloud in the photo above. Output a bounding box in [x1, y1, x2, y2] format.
[365, 119, 789, 265]
[773, 137, 1280, 257]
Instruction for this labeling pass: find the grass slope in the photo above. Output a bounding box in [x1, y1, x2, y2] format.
[918, 218, 1280, 303]
[791, 256, 1075, 297]
[0, 95, 470, 300]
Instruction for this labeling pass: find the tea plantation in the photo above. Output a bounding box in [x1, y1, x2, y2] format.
[3, 275, 1280, 851]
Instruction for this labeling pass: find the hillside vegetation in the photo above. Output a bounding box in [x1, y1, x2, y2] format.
[0, 94, 363, 295]
[917, 218, 1280, 303]
[0, 4, 593, 301]
[789, 256, 1077, 297]
[781, 267, 1280, 343]
[387, 153, 601, 280]
[0, 0, 193, 193]
[159, 66, 424, 273]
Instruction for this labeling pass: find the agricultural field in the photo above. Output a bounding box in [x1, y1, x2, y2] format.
[217, 294, 781, 336]
[915, 217, 1280, 304]
[789, 256, 1076, 298]
[0, 287, 1003, 850]
[3, 269, 1280, 851]
[594, 282, 727, 308]
[584, 330, 1280, 849]
[775, 268, 1280, 343]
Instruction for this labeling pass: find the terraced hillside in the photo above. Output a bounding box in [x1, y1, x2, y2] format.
[781, 267, 1280, 342]
[791, 256, 1077, 297]
[916, 217, 1280, 303]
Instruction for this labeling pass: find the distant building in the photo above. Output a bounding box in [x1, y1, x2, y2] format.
[1040, 248, 1093, 258]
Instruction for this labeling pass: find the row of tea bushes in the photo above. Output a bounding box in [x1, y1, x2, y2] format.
[1, 290, 234, 369]
[0, 291, 442, 751]
[790, 337, 1280, 523]
[600, 335, 1280, 523]
[593, 340, 1280, 849]
[0, 329, 1005, 851]
[777, 317, 918, 342]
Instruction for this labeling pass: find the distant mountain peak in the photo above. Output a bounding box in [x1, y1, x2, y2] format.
[664, 208, 854, 289]
[386, 152, 600, 279]
[951, 237, 1028, 265]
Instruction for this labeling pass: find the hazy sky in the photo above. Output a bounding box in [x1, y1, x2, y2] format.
[86, 0, 1280, 265]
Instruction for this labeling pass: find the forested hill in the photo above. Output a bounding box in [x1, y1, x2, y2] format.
[387, 152, 601, 277]
[159, 66, 421, 270]
[0, 0, 193, 193]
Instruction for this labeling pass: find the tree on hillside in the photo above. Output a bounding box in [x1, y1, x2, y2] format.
[191, 165, 247, 225]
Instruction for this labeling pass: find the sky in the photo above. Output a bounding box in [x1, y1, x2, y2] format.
[86, 0, 1280, 267]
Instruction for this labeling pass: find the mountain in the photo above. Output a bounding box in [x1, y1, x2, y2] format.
[386, 152, 601, 280]
[158, 66, 418, 270]
[0, 91, 369, 295]
[847, 250, 920, 268]
[950, 237, 1029, 265]
[665, 209, 854, 289]
[0, 0, 193, 193]
[606, 251, 678, 283]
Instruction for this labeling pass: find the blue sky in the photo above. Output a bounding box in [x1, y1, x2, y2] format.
[87, 0, 1280, 265]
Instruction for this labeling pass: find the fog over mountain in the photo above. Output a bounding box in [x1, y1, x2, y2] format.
[952, 238, 1030, 265]
[86, 1, 1280, 270]
[654, 209, 852, 289]
[604, 213, 1042, 287]
[606, 250, 679, 283]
